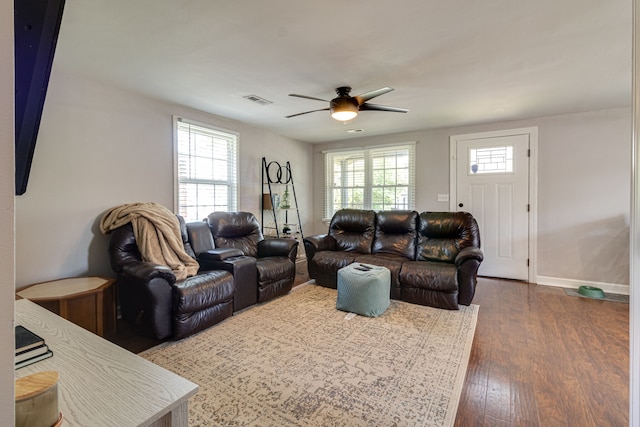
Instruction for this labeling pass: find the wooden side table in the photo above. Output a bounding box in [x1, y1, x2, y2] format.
[16, 276, 116, 338]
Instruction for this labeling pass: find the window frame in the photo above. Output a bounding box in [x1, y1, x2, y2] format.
[324, 143, 416, 218]
[173, 116, 239, 222]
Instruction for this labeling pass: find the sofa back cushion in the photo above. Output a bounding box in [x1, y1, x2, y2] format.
[107, 223, 141, 274]
[185, 220, 215, 256]
[207, 211, 263, 257]
[177, 215, 197, 259]
[372, 210, 418, 259]
[108, 214, 196, 272]
[328, 209, 376, 254]
[417, 212, 481, 262]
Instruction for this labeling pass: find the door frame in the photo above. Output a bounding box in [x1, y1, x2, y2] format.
[449, 127, 538, 283]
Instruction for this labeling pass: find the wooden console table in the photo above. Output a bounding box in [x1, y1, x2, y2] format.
[15, 299, 198, 426]
[16, 276, 116, 337]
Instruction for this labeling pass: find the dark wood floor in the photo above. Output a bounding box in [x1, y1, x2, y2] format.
[109, 273, 630, 426]
[456, 277, 629, 427]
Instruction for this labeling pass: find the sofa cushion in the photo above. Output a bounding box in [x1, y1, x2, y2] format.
[185, 220, 215, 256]
[173, 270, 235, 315]
[401, 287, 459, 311]
[208, 211, 263, 257]
[177, 215, 197, 259]
[309, 251, 359, 277]
[174, 300, 234, 340]
[355, 253, 406, 290]
[328, 209, 376, 254]
[256, 257, 295, 302]
[256, 257, 295, 287]
[416, 212, 480, 263]
[399, 260, 458, 292]
[372, 210, 418, 259]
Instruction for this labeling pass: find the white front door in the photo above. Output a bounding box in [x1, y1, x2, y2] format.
[451, 129, 534, 281]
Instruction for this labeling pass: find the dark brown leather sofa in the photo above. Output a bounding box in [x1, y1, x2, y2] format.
[304, 209, 483, 309]
[107, 215, 236, 340]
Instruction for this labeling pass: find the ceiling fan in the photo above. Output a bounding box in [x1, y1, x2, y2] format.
[285, 86, 409, 121]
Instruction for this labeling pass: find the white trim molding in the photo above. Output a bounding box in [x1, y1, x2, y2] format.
[536, 275, 630, 296]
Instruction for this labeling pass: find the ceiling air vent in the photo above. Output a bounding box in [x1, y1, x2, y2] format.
[243, 95, 273, 106]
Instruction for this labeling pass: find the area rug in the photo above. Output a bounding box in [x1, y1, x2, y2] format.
[141, 283, 479, 426]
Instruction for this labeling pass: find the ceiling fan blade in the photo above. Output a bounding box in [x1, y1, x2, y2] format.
[359, 103, 409, 113]
[285, 108, 330, 118]
[354, 87, 394, 104]
[288, 94, 329, 102]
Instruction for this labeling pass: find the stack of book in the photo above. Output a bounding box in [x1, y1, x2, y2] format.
[15, 325, 53, 369]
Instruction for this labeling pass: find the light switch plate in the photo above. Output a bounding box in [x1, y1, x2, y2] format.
[437, 194, 449, 202]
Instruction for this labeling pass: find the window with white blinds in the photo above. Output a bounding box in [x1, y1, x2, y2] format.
[174, 117, 238, 222]
[324, 143, 415, 218]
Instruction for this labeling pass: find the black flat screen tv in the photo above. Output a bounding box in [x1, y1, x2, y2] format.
[14, 0, 65, 195]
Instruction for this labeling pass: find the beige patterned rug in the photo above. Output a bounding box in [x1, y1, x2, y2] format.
[141, 283, 479, 426]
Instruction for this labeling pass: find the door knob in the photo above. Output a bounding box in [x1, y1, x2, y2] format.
[458, 203, 464, 208]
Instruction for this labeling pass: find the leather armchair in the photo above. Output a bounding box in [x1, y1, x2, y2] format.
[206, 211, 298, 302]
[106, 215, 235, 340]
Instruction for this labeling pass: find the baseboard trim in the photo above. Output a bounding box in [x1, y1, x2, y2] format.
[536, 275, 629, 295]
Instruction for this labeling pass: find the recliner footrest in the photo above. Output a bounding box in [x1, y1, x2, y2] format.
[173, 270, 235, 314]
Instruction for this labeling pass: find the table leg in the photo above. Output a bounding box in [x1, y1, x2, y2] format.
[96, 290, 104, 337]
[146, 401, 189, 427]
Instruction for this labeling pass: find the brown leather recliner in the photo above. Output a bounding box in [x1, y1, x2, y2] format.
[205, 212, 298, 303]
[106, 215, 235, 340]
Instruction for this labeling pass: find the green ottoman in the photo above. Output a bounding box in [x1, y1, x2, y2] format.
[336, 263, 391, 317]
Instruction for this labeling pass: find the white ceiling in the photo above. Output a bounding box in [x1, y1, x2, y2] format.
[53, 0, 632, 143]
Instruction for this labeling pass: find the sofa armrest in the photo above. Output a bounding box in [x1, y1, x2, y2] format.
[122, 261, 176, 285]
[119, 262, 175, 339]
[303, 234, 336, 260]
[201, 256, 258, 311]
[258, 238, 298, 262]
[455, 247, 484, 267]
[199, 248, 244, 262]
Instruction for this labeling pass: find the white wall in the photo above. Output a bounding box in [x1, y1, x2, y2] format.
[14, 69, 312, 288]
[0, 0, 15, 422]
[312, 108, 631, 289]
[536, 109, 630, 287]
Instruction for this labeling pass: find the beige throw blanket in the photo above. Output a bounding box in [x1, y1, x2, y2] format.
[100, 202, 199, 280]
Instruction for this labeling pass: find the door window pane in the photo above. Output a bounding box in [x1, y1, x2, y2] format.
[469, 146, 513, 174]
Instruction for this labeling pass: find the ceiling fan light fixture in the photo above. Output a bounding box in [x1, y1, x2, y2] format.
[330, 97, 359, 121]
[331, 110, 358, 121]
[286, 86, 407, 121]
